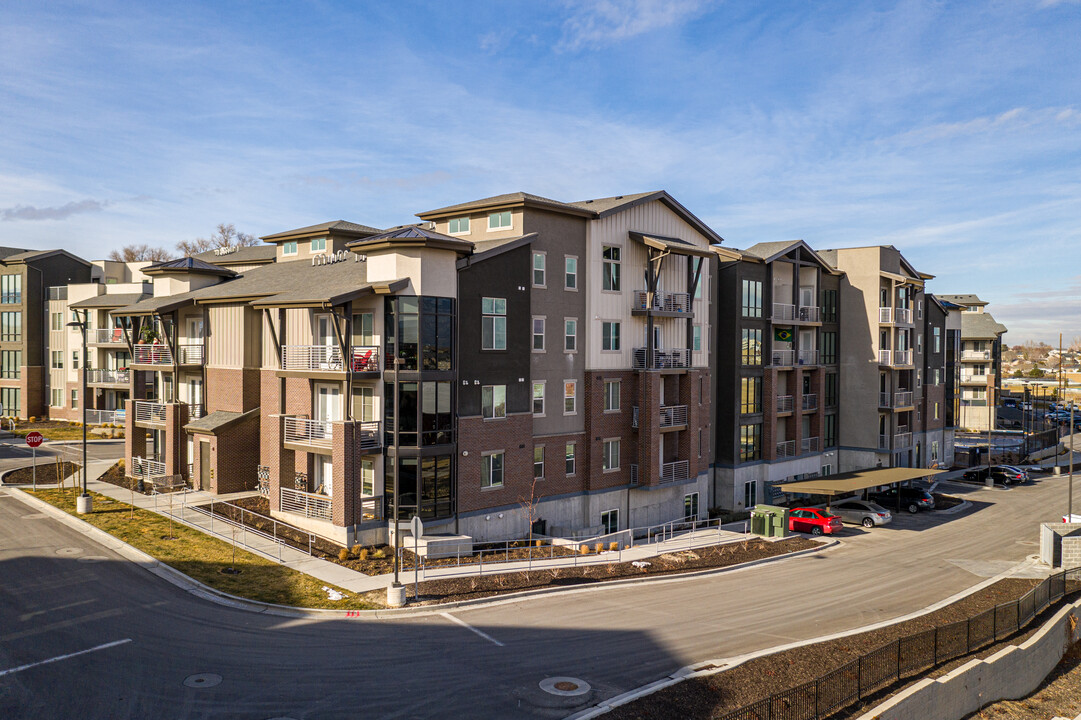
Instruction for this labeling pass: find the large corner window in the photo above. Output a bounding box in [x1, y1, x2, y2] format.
[384, 380, 454, 447]
[740, 377, 761, 414]
[742, 279, 762, 318]
[385, 296, 454, 370]
[739, 424, 761, 461]
[741, 328, 762, 365]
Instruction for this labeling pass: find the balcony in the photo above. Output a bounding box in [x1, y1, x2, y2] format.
[280, 486, 332, 521]
[879, 350, 913, 367]
[801, 436, 820, 453]
[84, 408, 125, 425]
[961, 350, 991, 361]
[133, 400, 167, 426]
[894, 391, 914, 407]
[960, 371, 993, 385]
[350, 346, 380, 373]
[777, 395, 794, 413]
[631, 404, 688, 429]
[894, 308, 913, 325]
[878, 434, 890, 450]
[771, 349, 795, 366]
[802, 393, 818, 411]
[133, 344, 172, 365]
[86, 368, 130, 386]
[659, 460, 690, 484]
[130, 456, 166, 483]
[187, 403, 206, 419]
[359, 495, 384, 521]
[280, 345, 380, 374]
[878, 307, 893, 324]
[632, 347, 691, 370]
[894, 432, 913, 448]
[798, 349, 819, 366]
[89, 328, 126, 345]
[177, 344, 204, 364]
[773, 303, 796, 322]
[777, 440, 796, 458]
[631, 290, 692, 316]
[283, 417, 381, 453]
[798, 306, 821, 322]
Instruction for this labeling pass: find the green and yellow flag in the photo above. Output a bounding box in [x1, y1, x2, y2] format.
[774, 328, 793, 343]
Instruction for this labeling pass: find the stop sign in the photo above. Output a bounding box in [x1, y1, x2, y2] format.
[25, 431, 44, 448]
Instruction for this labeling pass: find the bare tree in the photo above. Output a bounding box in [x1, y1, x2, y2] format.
[106, 244, 173, 262]
[176, 223, 259, 256]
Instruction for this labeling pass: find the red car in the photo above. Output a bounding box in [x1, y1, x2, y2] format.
[788, 507, 843, 536]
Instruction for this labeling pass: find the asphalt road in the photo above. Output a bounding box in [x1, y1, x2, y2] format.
[0, 438, 124, 476]
[0, 474, 1074, 719]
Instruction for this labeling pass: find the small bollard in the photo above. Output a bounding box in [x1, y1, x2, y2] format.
[386, 583, 406, 608]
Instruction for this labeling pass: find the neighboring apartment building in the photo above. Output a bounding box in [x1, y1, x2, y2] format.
[921, 295, 956, 468]
[818, 246, 943, 472]
[0, 248, 92, 419]
[935, 294, 1007, 432]
[710, 240, 843, 512]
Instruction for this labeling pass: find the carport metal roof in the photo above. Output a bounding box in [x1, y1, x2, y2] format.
[775, 467, 945, 497]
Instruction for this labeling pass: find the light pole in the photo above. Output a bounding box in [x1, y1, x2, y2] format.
[387, 321, 405, 607]
[67, 310, 91, 514]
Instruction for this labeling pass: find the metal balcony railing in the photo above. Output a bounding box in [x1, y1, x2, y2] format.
[798, 349, 819, 365]
[798, 306, 821, 322]
[878, 434, 890, 449]
[86, 368, 130, 385]
[879, 307, 893, 324]
[894, 307, 913, 324]
[961, 350, 992, 361]
[801, 436, 820, 453]
[802, 393, 818, 411]
[960, 371, 993, 383]
[134, 400, 167, 425]
[351, 346, 380, 372]
[186, 403, 205, 419]
[895, 432, 913, 448]
[773, 303, 796, 322]
[777, 440, 796, 458]
[280, 486, 332, 521]
[632, 290, 692, 314]
[177, 344, 205, 365]
[256, 465, 270, 497]
[777, 395, 794, 413]
[90, 328, 126, 344]
[879, 392, 892, 408]
[893, 350, 913, 366]
[359, 495, 384, 521]
[284, 416, 334, 447]
[772, 349, 795, 366]
[632, 405, 688, 429]
[659, 460, 689, 484]
[629, 464, 639, 486]
[632, 347, 691, 369]
[894, 391, 913, 407]
[357, 421, 381, 450]
[84, 409, 124, 425]
[133, 344, 173, 365]
[130, 456, 166, 482]
[281, 345, 344, 371]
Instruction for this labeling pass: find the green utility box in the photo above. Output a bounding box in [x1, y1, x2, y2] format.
[749, 505, 789, 538]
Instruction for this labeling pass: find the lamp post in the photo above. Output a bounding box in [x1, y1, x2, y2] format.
[387, 335, 405, 607]
[67, 310, 91, 514]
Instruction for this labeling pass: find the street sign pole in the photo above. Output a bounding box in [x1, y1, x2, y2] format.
[25, 432, 44, 490]
[410, 514, 424, 601]
[32, 445, 36, 490]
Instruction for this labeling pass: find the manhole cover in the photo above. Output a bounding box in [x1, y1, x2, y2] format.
[184, 673, 222, 688]
[20, 513, 48, 520]
[55, 547, 83, 556]
[539, 676, 591, 697]
[77, 556, 108, 564]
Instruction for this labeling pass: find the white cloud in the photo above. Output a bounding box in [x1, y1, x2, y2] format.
[1, 199, 107, 222]
[557, 0, 715, 50]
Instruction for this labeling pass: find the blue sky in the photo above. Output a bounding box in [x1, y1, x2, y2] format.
[2, 0, 1079, 342]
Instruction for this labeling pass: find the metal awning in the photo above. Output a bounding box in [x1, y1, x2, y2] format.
[629, 231, 714, 257]
[775, 467, 945, 497]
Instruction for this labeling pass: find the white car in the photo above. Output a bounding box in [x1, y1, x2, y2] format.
[1063, 514, 1081, 523]
[831, 499, 893, 528]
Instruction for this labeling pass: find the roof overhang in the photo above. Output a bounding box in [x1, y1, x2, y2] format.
[348, 236, 474, 255]
[629, 231, 714, 258]
[710, 245, 743, 262]
[249, 279, 409, 309]
[113, 298, 195, 317]
[775, 467, 945, 497]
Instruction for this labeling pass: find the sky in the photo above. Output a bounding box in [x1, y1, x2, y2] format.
[1, 0, 1079, 343]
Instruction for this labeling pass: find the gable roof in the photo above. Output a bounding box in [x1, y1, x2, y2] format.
[570, 190, 725, 245]
[0, 249, 91, 266]
[192, 244, 277, 266]
[961, 311, 1008, 339]
[69, 292, 149, 310]
[260, 220, 383, 242]
[416, 192, 594, 219]
[347, 224, 474, 254]
[937, 294, 987, 307]
[142, 256, 238, 277]
[740, 239, 843, 274]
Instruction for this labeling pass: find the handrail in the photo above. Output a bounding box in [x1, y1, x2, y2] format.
[280, 486, 332, 521]
[632, 290, 692, 313]
[283, 416, 334, 446]
[632, 347, 691, 369]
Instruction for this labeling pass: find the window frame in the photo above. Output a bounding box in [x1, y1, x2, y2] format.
[481, 297, 507, 351]
[532, 251, 546, 288]
[564, 256, 578, 290]
[481, 384, 507, 420]
[601, 438, 620, 472]
[532, 316, 545, 352]
[565, 443, 576, 476]
[563, 380, 577, 415]
[533, 445, 544, 479]
[564, 318, 577, 353]
[600, 508, 619, 534]
[282, 240, 298, 256]
[601, 245, 622, 292]
[532, 381, 545, 416]
[487, 211, 512, 231]
[481, 451, 505, 489]
[448, 216, 470, 235]
[603, 379, 620, 412]
[601, 320, 620, 352]
[309, 236, 327, 254]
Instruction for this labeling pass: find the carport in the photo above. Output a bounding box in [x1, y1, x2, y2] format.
[775, 467, 946, 512]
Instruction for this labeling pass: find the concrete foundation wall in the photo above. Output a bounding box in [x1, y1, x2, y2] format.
[1041, 522, 1081, 568]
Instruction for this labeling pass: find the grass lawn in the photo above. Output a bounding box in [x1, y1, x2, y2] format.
[6, 420, 100, 441]
[28, 488, 383, 611]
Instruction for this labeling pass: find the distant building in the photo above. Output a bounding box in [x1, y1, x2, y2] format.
[935, 294, 1008, 432]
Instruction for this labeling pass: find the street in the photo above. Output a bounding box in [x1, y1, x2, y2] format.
[0, 439, 125, 478]
[0, 473, 1074, 719]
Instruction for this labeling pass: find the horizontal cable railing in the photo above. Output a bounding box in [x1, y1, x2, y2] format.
[802, 393, 818, 411]
[177, 344, 204, 364]
[84, 409, 124, 425]
[659, 460, 689, 484]
[86, 368, 130, 385]
[187, 403, 206, 419]
[281, 344, 344, 371]
[351, 345, 380, 372]
[773, 303, 796, 321]
[632, 290, 692, 314]
[284, 416, 334, 446]
[357, 421, 381, 450]
[632, 347, 692, 369]
[798, 349, 819, 365]
[133, 400, 167, 425]
[280, 486, 332, 521]
[777, 440, 796, 458]
[798, 305, 821, 322]
[802, 436, 820, 453]
[777, 395, 794, 413]
[359, 495, 384, 521]
[133, 344, 173, 365]
[772, 349, 795, 366]
[89, 328, 126, 344]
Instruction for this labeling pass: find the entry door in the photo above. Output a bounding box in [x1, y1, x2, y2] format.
[315, 384, 341, 422]
[314, 456, 333, 497]
[187, 318, 204, 341]
[800, 286, 814, 308]
[198, 440, 210, 492]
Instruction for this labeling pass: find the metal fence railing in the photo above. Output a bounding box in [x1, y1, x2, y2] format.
[86, 368, 130, 385]
[89, 328, 126, 344]
[130, 456, 166, 483]
[280, 486, 332, 520]
[84, 408, 125, 425]
[185, 499, 323, 561]
[715, 567, 1081, 720]
[632, 347, 692, 369]
[133, 400, 167, 425]
[133, 344, 173, 365]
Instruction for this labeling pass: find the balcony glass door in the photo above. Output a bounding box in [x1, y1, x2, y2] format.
[314, 456, 333, 497]
[316, 384, 341, 423]
[315, 314, 337, 369]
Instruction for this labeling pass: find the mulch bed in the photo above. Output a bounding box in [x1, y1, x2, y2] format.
[95, 461, 144, 492]
[606, 578, 1081, 720]
[3, 461, 80, 486]
[405, 537, 821, 605]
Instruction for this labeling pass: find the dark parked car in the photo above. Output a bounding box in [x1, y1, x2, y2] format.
[868, 486, 935, 514]
[963, 465, 1027, 485]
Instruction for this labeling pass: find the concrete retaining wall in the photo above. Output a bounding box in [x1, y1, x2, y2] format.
[858, 598, 1081, 720]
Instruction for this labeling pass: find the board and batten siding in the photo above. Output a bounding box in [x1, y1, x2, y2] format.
[584, 200, 713, 370]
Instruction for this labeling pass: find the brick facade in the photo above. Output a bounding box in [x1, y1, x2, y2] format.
[457, 412, 534, 514]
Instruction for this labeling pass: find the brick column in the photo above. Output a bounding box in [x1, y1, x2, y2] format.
[163, 403, 189, 477]
[123, 399, 146, 470]
[332, 420, 357, 529]
[637, 371, 661, 486]
[762, 369, 777, 461]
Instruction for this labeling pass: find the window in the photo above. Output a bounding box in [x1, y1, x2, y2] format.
[51, 351, 64, 369]
[565, 443, 576, 475]
[931, 441, 939, 461]
[532, 317, 545, 351]
[352, 312, 375, 346]
[0, 275, 21, 304]
[481, 297, 507, 350]
[533, 252, 546, 287]
[933, 368, 941, 385]
[51, 388, 63, 407]
[0, 388, 20, 417]
[603, 380, 620, 412]
[532, 382, 545, 415]
[933, 326, 941, 353]
[917, 369, 922, 388]
[825, 372, 839, 408]
[564, 319, 577, 352]
[355, 386, 375, 421]
[602, 246, 621, 291]
[361, 459, 374, 496]
[825, 414, 838, 448]
[533, 446, 544, 479]
[565, 256, 578, 290]
[564, 380, 576, 414]
[448, 217, 470, 234]
[1, 350, 21, 379]
[1, 311, 21, 341]
[740, 424, 761, 461]
[822, 289, 838, 322]
[601, 509, 618, 534]
[72, 351, 80, 370]
[71, 389, 78, 410]
[282, 240, 298, 255]
[692, 325, 702, 352]
[481, 385, 506, 419]
[310, 237, 326, 253]
[601, 321, 620, 351]
[51, 312, 63, 331]
[934, 402, 940, 420]
[482, 452, 504, 488]
[690, 257, 704, 299]
[821, 332, 837, 364]
[917, 335, 922, 353]
[742, 279, 763, 318]
[740, 377, 761, 414]
[741, 328, 762, 365]
[488, 211, 512, 230]
[684, 492, 700, 519]
[602, 439, 620, 471]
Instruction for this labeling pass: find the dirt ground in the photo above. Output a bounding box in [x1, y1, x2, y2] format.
[963, 640, 1081, 719]
[3, 461, 80, 486]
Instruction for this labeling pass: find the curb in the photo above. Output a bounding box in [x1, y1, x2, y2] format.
[564, 556, 1047, 720]
[2, 485, 839, 618]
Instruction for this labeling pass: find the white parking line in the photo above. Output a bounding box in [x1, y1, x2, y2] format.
[0, 638, 132, 678]
[440, 612, 505, 647]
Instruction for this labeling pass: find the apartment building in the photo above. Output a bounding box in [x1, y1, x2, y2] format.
[936, 294, 1007, 432]
[711, 240, 843, 512]
[817, 246, 943, 472]
[920, 295, 956, 468]
[47, 261, 151, 423]
[0, 248, 92, 419]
